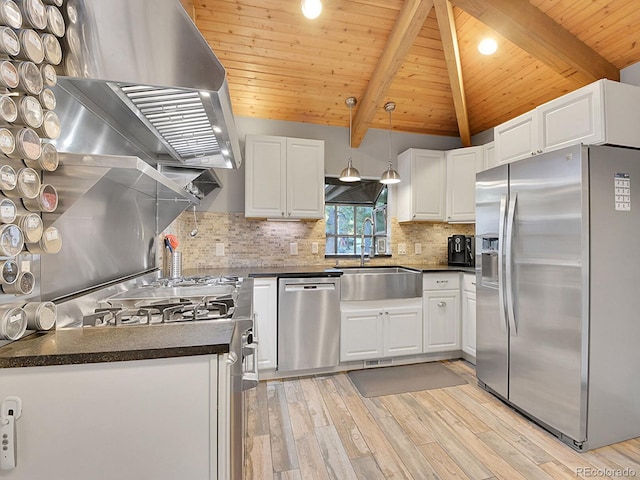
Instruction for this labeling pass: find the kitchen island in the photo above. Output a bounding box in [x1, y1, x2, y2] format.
[0, 349, 224, 479]
[0, 273, 255, 480]
[0, 323, 234, 480]
[0, 283, 243, 480]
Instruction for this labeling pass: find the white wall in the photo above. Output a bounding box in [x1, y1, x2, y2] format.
[621, 61, 640, 86]
[202, 116, 462, 212]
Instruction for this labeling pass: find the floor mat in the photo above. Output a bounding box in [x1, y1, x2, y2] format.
[347, 362, 467, 398]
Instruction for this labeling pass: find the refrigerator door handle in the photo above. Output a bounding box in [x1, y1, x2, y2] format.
[498, 194, 508, 333]
[506, 193, 517, 335]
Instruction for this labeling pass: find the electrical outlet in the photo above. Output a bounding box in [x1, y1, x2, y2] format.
[398, 243, 407, 255]
[311, 242, 319, 254]
[290, 242, 298, 255]
[215, 242, 224, 256]
[414, 243, 422, 255]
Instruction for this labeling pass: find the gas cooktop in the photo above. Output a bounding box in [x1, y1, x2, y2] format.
[82, 275, 244, 327]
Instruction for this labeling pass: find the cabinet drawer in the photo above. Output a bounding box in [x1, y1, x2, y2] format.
[462, 273, 476, 292]
[423, 273, 460, 290]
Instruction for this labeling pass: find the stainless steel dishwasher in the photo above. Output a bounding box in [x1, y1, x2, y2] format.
[278, 276, 340, 372]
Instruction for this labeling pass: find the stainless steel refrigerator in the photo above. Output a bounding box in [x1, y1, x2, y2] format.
[476, 144, 640, 451]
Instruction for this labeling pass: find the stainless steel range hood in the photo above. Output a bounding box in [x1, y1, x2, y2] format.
[53, 0, 242, 170]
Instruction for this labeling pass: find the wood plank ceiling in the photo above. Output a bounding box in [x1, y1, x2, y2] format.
[187, 0, 640, 146]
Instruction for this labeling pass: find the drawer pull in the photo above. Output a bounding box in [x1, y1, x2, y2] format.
[437, 301, 447, 307]
[436, 280, 449, 284]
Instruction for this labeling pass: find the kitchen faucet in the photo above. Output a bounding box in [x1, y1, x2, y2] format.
[360, 217, 374, 266]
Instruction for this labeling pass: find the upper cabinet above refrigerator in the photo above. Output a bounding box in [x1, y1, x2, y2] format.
[494, 79, 640, 165]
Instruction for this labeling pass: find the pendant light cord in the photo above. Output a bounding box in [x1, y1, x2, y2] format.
[387, 106, 392, 167]
[340, 96, 360, 182]
[348, 100, 353, 162]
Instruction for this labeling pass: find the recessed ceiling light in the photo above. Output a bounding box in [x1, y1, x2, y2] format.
[478, 38, 498, 55]
[301, 0, 322, 19]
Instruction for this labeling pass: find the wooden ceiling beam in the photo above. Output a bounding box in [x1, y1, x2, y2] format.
[434, 0, 471, 146]
[351, 0, 435, 147]
[451, 0, 619, 85]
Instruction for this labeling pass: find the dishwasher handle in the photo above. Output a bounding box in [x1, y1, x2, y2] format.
[284, 283, 336, 292]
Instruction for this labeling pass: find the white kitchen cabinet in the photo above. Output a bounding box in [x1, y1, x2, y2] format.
[383, 305, 423, 357]
[462, 273, 477, 362]
[397, 148, 446, 222]
[495, 79, 640, 165]
[445, 146, 483, 223]
[0, 355, 223, 480]
[340, 306, 384, 362]
[495, 110, 538, 165]
[423, 290, 461, 353]
[537, 79, 604, 152]
[340, 298, 422, 362]
[423, 273, 460, 354]
[245, 135, 324, 219]
[483, 141, 496, 171]
[252, 277, 277, 371]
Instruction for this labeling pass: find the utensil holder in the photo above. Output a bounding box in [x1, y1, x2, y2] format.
[170, 251, 182, 279]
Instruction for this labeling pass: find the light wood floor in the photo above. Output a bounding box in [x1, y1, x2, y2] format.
[244, 360, 640, 479]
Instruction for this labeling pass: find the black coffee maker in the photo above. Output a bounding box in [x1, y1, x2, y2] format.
[448, 235, 474, 267]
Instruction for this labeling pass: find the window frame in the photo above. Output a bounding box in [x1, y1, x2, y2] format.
[324, 181, 389, 258]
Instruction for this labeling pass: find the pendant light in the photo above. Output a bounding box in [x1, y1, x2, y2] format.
[380, 101, 401, 184]
[339, 96, 361, 182]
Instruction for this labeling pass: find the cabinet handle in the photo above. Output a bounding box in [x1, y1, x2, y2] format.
[471, 282, 476, 286]
[437, 301, 447, 307]
[281, 212, 284, 216]
[436, 280, 449, 284]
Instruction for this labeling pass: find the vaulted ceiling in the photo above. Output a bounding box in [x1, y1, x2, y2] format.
[182, 0, 640, 146]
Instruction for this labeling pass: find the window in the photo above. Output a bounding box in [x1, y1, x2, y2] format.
[324, 179, 388, 256]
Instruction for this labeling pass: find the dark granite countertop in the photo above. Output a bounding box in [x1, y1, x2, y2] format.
[0, 322, 233, 368]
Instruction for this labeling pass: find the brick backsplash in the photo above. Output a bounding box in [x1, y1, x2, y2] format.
[161, 212, 474, 271]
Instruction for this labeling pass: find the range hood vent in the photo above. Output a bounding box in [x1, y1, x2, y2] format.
[53, 0, 242, 170]
[115, 85, 223, 162]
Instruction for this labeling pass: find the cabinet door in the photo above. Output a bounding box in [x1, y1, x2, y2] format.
[462, 290, 476, 361]
[423, 290, 461, 353]
[252, 278, 277, 371]
[483, 141, 496, 171]
[245, 135, 286, 218]
[537, 81, 604, 153]
[383, 304, 423, 357]
[494, 111, 537, 165]
[397, 149, 445, 222]
[286, 138, 325, 219]
[340, 308, 383, 361]
[446, 146, 483, 223]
